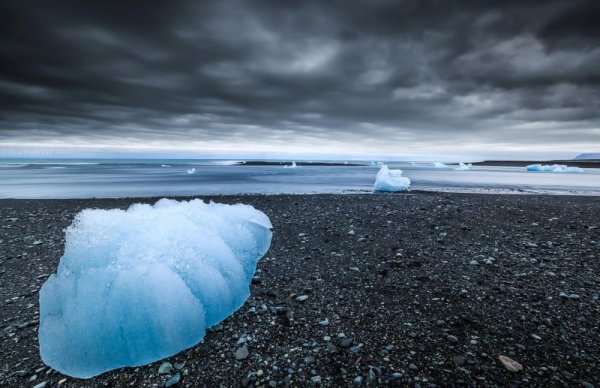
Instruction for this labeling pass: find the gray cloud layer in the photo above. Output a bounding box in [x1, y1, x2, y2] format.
[0, 0, 599, 156]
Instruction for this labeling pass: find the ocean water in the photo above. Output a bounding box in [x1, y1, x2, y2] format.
[0, 159, 599, 198]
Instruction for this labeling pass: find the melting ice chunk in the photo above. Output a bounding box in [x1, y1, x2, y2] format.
[527, 164, 584, 173]
[433, 162, 448, 168]
[373, 165, 410, 192]
[39, 199, 272, 378]
[454, 162, 472, 171]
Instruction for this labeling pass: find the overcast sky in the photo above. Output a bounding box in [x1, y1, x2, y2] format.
[0, 0, 598, 159]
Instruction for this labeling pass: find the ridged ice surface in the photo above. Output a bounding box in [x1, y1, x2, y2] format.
[39, 199, 272, 378]
[373, 165, 411, 192]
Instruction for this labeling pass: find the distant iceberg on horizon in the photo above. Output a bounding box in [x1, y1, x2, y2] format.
[454, 162, 472, 171]
[433, 162, 448, 168]
[527, 164, 584, 173]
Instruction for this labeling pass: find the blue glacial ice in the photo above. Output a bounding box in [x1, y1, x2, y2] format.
[454, 162, 472, 171]
[433, 162, 448, 168]
[373, 165, 410, 192]
[526, 164, 584, 173]
[39, 199, 272, 378]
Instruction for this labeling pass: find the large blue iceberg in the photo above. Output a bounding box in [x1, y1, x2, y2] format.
[373, 165, 410, 192]
[39, 199, 272, 378]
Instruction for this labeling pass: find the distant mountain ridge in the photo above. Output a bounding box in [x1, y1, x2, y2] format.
[575, 153, 600, 160]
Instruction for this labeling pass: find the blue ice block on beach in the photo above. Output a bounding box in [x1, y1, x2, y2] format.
[373, 165, 411, 192]
[39, 199, 272, 378]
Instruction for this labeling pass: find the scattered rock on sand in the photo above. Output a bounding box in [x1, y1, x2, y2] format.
[164, 372, 181, 387]
[498, 355, 523, 372]
[158, 362, 173, 374]
[452, 355, 466, 365]
[339, 338, 353, 348]
[173, 361, 185, 370]
[235, 345, 249, 360]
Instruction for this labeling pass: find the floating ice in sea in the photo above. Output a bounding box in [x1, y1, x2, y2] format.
[526, 164, 584, 173]
[187, 168, 196, 174]
[284, 162, 297, 168]
[433, 162, 448, 168]
[454, 162, 472, 171]
[373, 165, 410, 192]
[39, 199, 272, 378]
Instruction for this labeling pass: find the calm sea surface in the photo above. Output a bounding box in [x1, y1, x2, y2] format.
[1, 159, 599, 198]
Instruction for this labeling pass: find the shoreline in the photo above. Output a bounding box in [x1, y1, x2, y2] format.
[2, 185, 600, 202]
[1, 192, 599, 386]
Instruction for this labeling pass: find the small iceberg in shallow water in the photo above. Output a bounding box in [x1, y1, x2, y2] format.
[526, 164, 584, 173]
[373, 165, 410, 192]
[187, 168, 196, 174]
[433, 162, 448, 168]
[39, 199, 272, 378]
[284, 162, 297, 168]
[454, 162, 472, 171]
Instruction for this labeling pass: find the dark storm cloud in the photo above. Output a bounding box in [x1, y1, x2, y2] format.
[0, 0, 598, 153]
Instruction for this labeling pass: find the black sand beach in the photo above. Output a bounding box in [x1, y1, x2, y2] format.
[1, 193, 599, 387]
